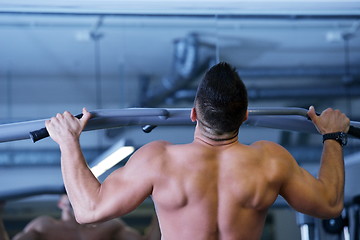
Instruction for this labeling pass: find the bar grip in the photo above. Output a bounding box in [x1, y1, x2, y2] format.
[307, 112, 360, 139]
[29, 113, 83, 143]
[348, 125, 360, 139]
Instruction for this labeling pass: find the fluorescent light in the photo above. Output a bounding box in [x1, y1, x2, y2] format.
[90, 139, 135, 178]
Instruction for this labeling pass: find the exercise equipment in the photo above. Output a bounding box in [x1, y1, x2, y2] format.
[0, 107, 359, 143]
[322, 216, 347, 236]
[0, 186, 65, 202]
[296, 213, 317, 240]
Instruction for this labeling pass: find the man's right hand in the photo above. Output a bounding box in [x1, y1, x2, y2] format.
[307, 106, 350, 135]
[45, 108, 91, 146]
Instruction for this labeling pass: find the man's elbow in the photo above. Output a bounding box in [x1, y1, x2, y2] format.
[72, 198, 104, 224]
[73, 209, 98, 225]
[73, 206, 113, 225]
[329, 202, 344, 218]
[74, 212, 91, 225]
[320, 201, 344, 219]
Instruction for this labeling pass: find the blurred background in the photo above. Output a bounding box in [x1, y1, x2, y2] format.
[0, 1, 359, 239]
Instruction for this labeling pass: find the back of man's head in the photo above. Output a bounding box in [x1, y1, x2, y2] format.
[195, 62, 248, 135]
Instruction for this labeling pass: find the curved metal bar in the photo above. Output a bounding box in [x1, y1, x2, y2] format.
[0, 107, 359, 143]
[248, 107, 309, 117]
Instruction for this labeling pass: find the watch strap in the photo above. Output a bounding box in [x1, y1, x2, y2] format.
[322, 132, 347, 147]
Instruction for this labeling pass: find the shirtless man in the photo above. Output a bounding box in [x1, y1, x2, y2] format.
[46, 62, 350, 239]
[1, 195, 159, 240]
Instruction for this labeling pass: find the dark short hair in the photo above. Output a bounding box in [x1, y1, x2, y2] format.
[195, 62, 248, 134]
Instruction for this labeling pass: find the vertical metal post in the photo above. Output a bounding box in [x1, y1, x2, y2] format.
[296, 212, 316, 240]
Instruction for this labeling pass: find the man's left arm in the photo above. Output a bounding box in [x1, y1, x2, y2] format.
[46, 108, 155, 224]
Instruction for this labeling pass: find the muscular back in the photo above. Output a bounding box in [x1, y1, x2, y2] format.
[150, 140, 284, 240]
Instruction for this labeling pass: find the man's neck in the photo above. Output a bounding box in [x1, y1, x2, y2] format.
[194, 123, 239, 146]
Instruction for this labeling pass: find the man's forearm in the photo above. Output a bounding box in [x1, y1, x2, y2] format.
[60, 140, 101, 223]
[318, 140, 344, 212]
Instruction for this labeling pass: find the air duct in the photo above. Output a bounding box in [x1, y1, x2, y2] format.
[139, 33, 214, 107]
[171, 84, 360, 102]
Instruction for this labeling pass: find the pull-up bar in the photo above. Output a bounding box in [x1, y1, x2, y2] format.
[0, 107, 359, 143]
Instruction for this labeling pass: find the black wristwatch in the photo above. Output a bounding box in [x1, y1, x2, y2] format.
[323, 132, 348, 147]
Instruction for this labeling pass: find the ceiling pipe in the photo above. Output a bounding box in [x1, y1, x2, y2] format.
[0, 10, 359, 20]
[172, 84, 360, 101]
[140, 64, 360, 106]
[237, 67, 360, 78]
[247, 85, 360, 100]
[139, 33, 214, 107]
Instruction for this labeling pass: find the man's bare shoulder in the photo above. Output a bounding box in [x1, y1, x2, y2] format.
[250, 140, 289, 154]
[250, 140, 297, 169]
[251, 140, 280, 148]
[135, 140, 172, 157]
[142, 140, 173, 149]
[128, 140, 173, 166]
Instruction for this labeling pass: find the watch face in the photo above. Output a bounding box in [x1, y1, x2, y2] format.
[340, 132, 348, 146]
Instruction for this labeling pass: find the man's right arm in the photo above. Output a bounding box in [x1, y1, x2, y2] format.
[278, 106, 349, 218]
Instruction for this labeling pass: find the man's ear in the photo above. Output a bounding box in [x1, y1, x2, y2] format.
[243, 110, 249, 122]
[191, 108, 197, 122]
